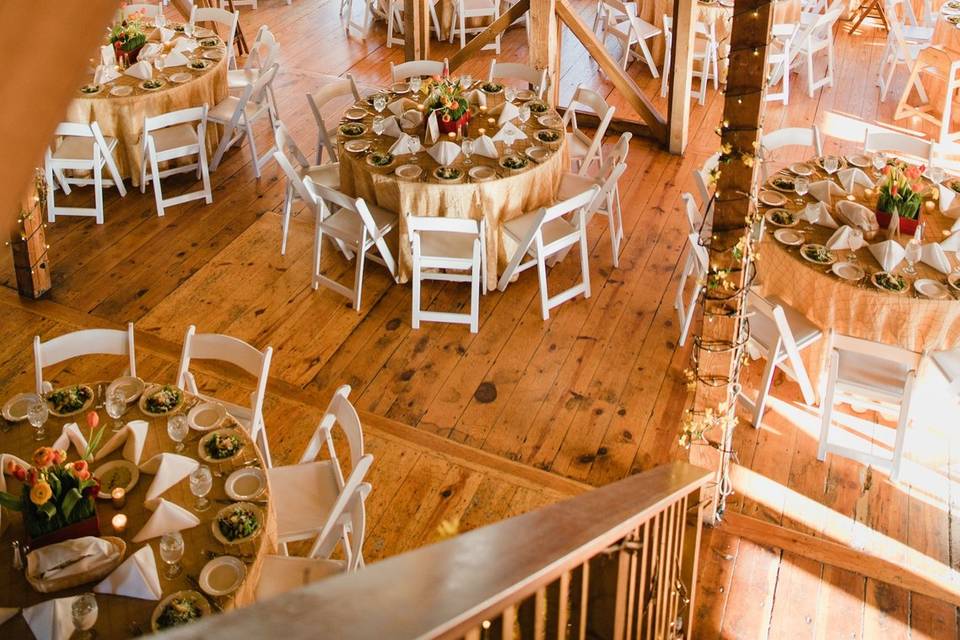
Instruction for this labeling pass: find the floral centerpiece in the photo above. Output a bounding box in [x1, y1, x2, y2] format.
[875, 161, 925, 235]
[421, 76, 471, 135]
[0, 412, 106, 548]
[109, 11, 149, 66]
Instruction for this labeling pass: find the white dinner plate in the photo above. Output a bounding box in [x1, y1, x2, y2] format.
[202, 49, 224, 60]
[846, 154, 870, 168]
[225, 467, 267, 501]
[789, 162, 814, 176]
[344, 139, 370, 153]
[2, 392, 35, 422]
[758, 190, 788, 207]
[344, 107, 367, 121]
[516, 89, 536, 101]
[948, 272, 960, 292]
[391, 82, 409, 94]
[831, 261, 865, 281]
[169, 72, 192, 84]
[773, 228, 804, 246]
[94, 460, 140, 500]
[525, 146, 549, 163]
[468, 165, 496, 181]
[110, 85, 133, 97]
[395, 164, 422, 180]
[915, 278, 952, 299]
[188, 401, 227, 432]
[107, 375, 145, 404]
[199, 556, 246, 597]
[765, 208, 798, 227]
[537, 114, 563, 129]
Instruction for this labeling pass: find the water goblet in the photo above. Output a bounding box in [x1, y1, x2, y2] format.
[159, 532, 184, 579]
[409, 75, 422, 95]
[871, 152, 887, 173]
[372, 115, 385, 136]
[849, 227, 863, 263]
[183, 23, 194, 38]
[105, 387, 126, 432]
[794, 176, 809, 205]
[373, 93, 388, 114]
[823, 155, 839, 176]
[904, 236, 922, 277]
[518, 104, 531, 129]
[504, 86, 516, 103]
[462, 137, 474, 165]
[71, 593, 98, 640]
[189, 465, 213, 512]
[409, 136, 421, 159]
[460, 73, 472, 89]
[167, 415, 189, 453]
[27, 396, 48, 442]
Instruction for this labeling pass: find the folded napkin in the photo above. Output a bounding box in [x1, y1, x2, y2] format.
[799, 202, 838, 228]
[93, 64, 121, 85]
[140, 453, 199, 509]
[1, 453, 30, 492]
[465, 89, 487, 107]
[52, 423, 87, 457]
[921, 242, 952, 274]
[388, 97, 417, 117]
[473, 135, 498, 159]
[380, 115, 403, 138]
[94, 420, 148, 465]
[837, 168, 875, 193]
[826, 225, 866, 251]
[162, 50, 190, 68]
[938, 183, 959, 214]
[491, 121, 527, 144]
[124, 60, 153, 80]
[428, 141, 461, 165]
[389, 134, 418, 155]
[400, 109, 423, 130]
[953, 216, 960, 233]
[869, 239, 905, 272]
[835, 200, 879, 237]
[133, 498, 201, 542]
[23, 597, 77, 640]
[159, 26, 176, 43]
[94, 545, 162, 600]
[942, 230, 960, 252]
[139, 43, 163, 61]
[808, 179, 846, 203]
[171, 37, 199, 53]
[425, 111, 440, 145]
[100, 44, 116, 67]
[0, 608, 18, 626]
[495, 102, 520, 126]
[26, 537, 117, 583]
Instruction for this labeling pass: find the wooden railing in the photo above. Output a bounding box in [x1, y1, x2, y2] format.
[163, 462, 711, 640]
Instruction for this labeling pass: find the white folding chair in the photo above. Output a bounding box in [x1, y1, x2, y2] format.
[344, 0, 381, 36]
[487, 59, 549, 99]
[228, 25, 280, 115]
[894, 48, 960, 147]
[390, 59, 447, 83]
[176, 325, 274, 467]
[759, 125, 823, 180]
[863, 129, 933, 164]
[221, 0, 257, 9]
[189, 5, 240, 69]
[208, 64, 279, 177]
[449, 0, 500, 53]
[386, 0, 442, 47]
[766, 24, 798, 106]
[564, 85, 615, 176]
[693, 152, 720, 217]
[497, 186, 601, 320]
[138, 106, 213, 217]
[674, 232, 707, 348]
[273, 122, 342, 255]
[255, 482, 370, 601]
[307, 78, 357, 165]
[34, 324, 137, 395]
[44, 121, 127, 225]
[739, 291, 822, 427]
[789, 3, 842, 97]
[310, 184, 399, 312]
[877, 2, 932, 102]
[557, 153, 629, 267]
[817, 332, 922, 482]
[931, 347, 960, 397]
[408, 216, 486, 333]
[599, 0, 660, 78]
[659, 15, 718, 104]
[122, 3, 163, 18]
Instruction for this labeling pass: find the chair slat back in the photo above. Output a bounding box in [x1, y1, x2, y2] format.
[830, 332, 923, 369]
[35, 324, 136, 395]
[273, 124, 316, 205]
[144, 106, 207, 134]
[694, 152, 720, 206]
[863, 129, 933, 163]
[544, 185, 600, 224]
[308, 454, 373, 558]
[682, 192, 701, 235]
[391, 59, 446, 82]
[407, 214, 480, 238]
[249, 64, 279, 106]
[299, 385, 366, 481]
[344, 483, 371, 570]
[178, 326, 270, 380]
[488, 60, 548, 97]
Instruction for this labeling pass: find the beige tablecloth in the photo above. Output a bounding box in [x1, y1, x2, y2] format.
[338, 92, 567, 289]
[0, 381, 275, 637]
[757, 157, 960, 388]
[66, 27, 228, 187]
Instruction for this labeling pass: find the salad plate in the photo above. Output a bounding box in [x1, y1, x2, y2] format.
[151, 590, 212, 632]
[468, 165, 496, 181]
[800, 243, 836, 265]
[199, 428, 246, 464]
[212, 502, 264, 545]
[390, 82, 409, 94]
[871, 271, 908, 293]
[139, 384, 184, 416]
[107, 375, 145, 404]
[225, 467, 267, 501]
[46, 384, 95, 417]
[366, 151, 395, 168]
[199, 555, 246, 596]
[516, 89, 536, 101]
[914, 278, 952, 299]
[189, 59, 212, 71]
[846, 154, 870, 168]
[789, 162, 814, 176]
[188, 402, 227, 432]
[169, 72, 192, 84]
[768, 175, 796, 193]
[202, 49, 224, 61]
[79, 84, 102, 95]
[140, 79, 166, 91]
[831, 261, 865, 282]
[758, 190, 788, 207]
[395, 164, 422, 180]
[2, 392, 35, 422]
[94, 460, 139, 500]
[525, 146, 549, 163]
[344, 139, 370, 153]
[344, 107, 367, 121]
[773, 228, 804, 246]
[537, 114, 563, 128]
[765, 208, 797, 227]
[339, 122, 366, 138]
[110, 85, 133, 97]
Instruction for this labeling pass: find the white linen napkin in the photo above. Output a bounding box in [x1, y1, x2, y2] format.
[466, 89, 487, 107]
[93, 64, 121, 85]
[400, 109, 423, 130]
[869, 240, 905, 272]
[94, 545, 162, 600]
[388, 98, 417, 117]
[159, 26, 176, 43]
[799, 202, 838, 228]
[938, 183, 958, 214]
[492, 121, 527, 144]
[94, 420, 148, 465]
[1, 453, 30, 492]
[942, 230, 960, 252]
[0, 608, 18, 626]
[389, 134, 418, 155]
[837, 168, 875, 193]
[23, 597, 77, 640]
[124, 60, 153, 80]
[495, 102, 520, 126]
[133, 498, 201, 542]
[428, 141, 461, 165]
[139, 43, 163, 61]
[100, 44, 116, 67]
[171, 37, 199, 53]
[921, 243, 952, 274]
[425, 111, 440, 145]
[473, 135, 498, 159]
[826, 225, 865, 251]
[52, 423, 88, 457]
[380, 115, 404, 138]
[808, 180, 846, 203]
[835, 200, 879, 236]
[26, 537, 117, 583]
[162, 50, 190, 68]
[139, 453, 199, 509]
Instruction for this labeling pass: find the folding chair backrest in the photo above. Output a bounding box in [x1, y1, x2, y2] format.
[144, 106, 206, 135]
[308, 78, 355, 149]
[598, 132, 632, 181]
[544, 185, 600, 224]
[35, 324, 137, 395]
[681, 192, 702, 235]
[863, 130, 933, 163]
[273, 123, 316, 205]
[391, 59, 446, 82]
[488, 60, 548, 97]
[123, 3, 163, 18]
[312, 183, 383, 238]
[347, 74, 366, 101]
[887, 0, 919, 27]
[761, 125, 823, 156]
[829, 333, 922, 370]
[694, 152, 720, 206]
[249, 64, 279, 106]
[246, 25, 279, 71]
[589, 162, 627, 213]
[407, 214, 481, 241]
[747, 291, 802, 356]
[308, 454, 373, 558]
[298, 384, 366, 483]
[686, 232, 709, 274]
[190, 6, 239, 31]
[343, 483, 370, 570]
[564, 86, 615, 173]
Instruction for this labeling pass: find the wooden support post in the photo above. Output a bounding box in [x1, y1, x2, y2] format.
[528, 0, 560, 106]
[666, 0, 696, 154]
[403, 0, 430, 61]
[686, 0, 774, 524]
[9, 171, 52, 299]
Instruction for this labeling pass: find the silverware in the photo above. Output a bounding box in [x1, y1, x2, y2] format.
[128, 622, 144, 637]
[39, 553, 93, 579]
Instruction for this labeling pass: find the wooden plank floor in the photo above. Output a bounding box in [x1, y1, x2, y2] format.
[2, 0, 959, 637]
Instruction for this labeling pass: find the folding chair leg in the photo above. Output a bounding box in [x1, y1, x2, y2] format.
[281, 183, 293, 255]
[638, 39, 659, 79]
[411, 255, 422, 329]
[150, 153, 165, 217]
[44, 164, 56, 224]
[353, 242, 367, 311]
[751, 355, 778, 428]
[469, 246, 480, 333]
[245, 123, 262, 179]
[93, 155, 105, 225]
[312, 210, 324, 290]
[536, 254, 550, 320]
[890, 373, 916, 482]
[817, 353, 839, 462]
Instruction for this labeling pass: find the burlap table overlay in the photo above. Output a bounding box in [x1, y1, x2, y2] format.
[66, 27, 228, 187]
[757, 157, 960, 389]
[338, 96, 567, 290]
[0, 381, 275, 638]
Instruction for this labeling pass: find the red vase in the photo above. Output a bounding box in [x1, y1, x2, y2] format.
[436, 109, 472, 135]
[26, 504, 101, 550]
[114, 42, 144, 67]
[875, 210, 920, 237]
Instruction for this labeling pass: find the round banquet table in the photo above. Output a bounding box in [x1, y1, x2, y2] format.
[66, 24, 228, 187]
[0, 381, 275, 637]
[756, 155, 960, 389]
[337, 89, 567, 290]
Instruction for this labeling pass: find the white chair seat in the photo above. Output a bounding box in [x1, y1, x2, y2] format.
[301, 163, 341, 190]
[208, 96, 266, 122]
[228, 68, 260, 89]
[256, 555, 345, 602]
[749, 296, 822, 353]
[503, 211, 577, 248]
[268, 460, 341, 540]
[323, 203, 396, 242]
[932, 349, 960, 386]
[566, 132, 590, 160]
[837, 350, 911, 398]
[610, 17, 659, 39]
[149, 124, 200, 154]
[54, 135, 118, 161]
[557, 172, 600, 201]
[418, 228, 477, 260]
[902, 25, 934, 43]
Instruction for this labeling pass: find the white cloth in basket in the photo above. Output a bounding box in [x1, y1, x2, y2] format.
[26, 537, 117, 583]
[835, 200, 879, 236]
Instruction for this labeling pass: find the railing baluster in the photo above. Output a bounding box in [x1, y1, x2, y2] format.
[635, 521, 650, 640]
[579, 561, 590, 640]
[534, 586, 548, 640]
[558, 570, 571, 640]
[612, 532, 631, 640]
[645, 511, 660, 640]
[624, 527, 639, 640]
[501, 604, 517, 640]
[666, 500, 682, 639]
[465, 628, 481, 640]
[668, 495, 688, 637]
[655, 504, 672, 638]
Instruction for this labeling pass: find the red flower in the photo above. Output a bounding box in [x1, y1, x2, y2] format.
[5, 460, 26, 482]
[25, 468, 38, 487]
[86, 411, 99, 430]
[891, 185, 899, 197]
[882, 165, 891, 176]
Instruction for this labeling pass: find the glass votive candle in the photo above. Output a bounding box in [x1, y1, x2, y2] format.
[478, 128, 485, 136]
[845, 194, 856, 201]
[926, 199, 936, 210]
[111, 514, 127, 535]
[487, 118, 495, 126]
[111, 487, 126, 509]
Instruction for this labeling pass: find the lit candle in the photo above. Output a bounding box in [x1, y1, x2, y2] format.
[846, 194, 856, 201]
[111, 514, 127, 535]
[478, 128, 486, 136]
[487, 118, 495, 126]
[448, 131, 456, 140]
[111, 487, 126, 509]
[479, 105, 487, 114]
[926, 199, 935, 210]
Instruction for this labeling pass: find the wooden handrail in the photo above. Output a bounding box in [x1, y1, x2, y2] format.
[163, 462, 711, 640]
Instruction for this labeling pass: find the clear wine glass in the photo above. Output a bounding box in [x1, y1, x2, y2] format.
[167, 415, 189, 453]
[504, 86, 516, 103]
[794, 176, 809, 205]
[105, 388, 126, 432]
[27, 396, 48, 442]
[904, 236, 922, 276]
[928, 165, 945, 184]
[849, 227, 863, 263]
[373, 93, 387, 114]
[823, 155, 839, 176]
[183, 23, 194, 38]
[462, 137, 474, 165]
[159, 532, 184, 579]
[409, 136, 421, 159]
[871, 152, 887, 173]
[372, 115, 385, 136]
[460, 73, 472, 89]
[518, 104, 531, 129]
[71, 593, 98, 640]
[189, 465, 213, 512]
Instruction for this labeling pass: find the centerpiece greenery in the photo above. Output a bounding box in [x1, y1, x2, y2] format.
[109, 11, 149, 65]
[875, 161, 924, 234]
[422, 76, 471, 134]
